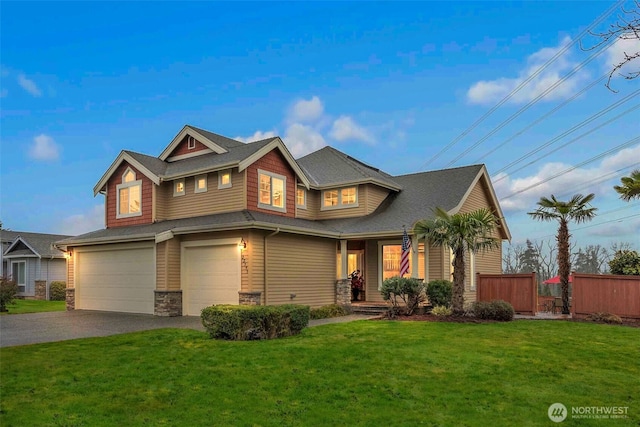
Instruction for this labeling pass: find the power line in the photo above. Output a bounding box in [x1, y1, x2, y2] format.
[557, 162, 640, 198]
[500, 136, 640, 200]
[529, 212, 640, 241]
[494, 89, 640, 178]
[419, 0, 624, 169]
[494, 102, 640, 181]
[445, 43, 614, 167]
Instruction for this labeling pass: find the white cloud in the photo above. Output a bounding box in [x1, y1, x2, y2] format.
[17, 74, 42, 97]
[467, 37, 588, 105]
[235, 130, 277, 143]
[603, 35, 640, 76]
[283, 123, 327, 158]
[329, 115, 375, 144]
[28, 134, 60, 161]
[495, 144, 640, 212]
[58, 205, 105, 235]
[288, 96, 324, 123]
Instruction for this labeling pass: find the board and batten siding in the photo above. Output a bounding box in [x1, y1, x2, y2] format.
[155, 169, 246, 221]
[265, 233, 336, 306]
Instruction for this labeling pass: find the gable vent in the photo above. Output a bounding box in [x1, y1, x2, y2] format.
[187, 136, 196, 149]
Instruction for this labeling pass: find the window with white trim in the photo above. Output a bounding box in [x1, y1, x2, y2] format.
[322, 186, 358, 210]
[218, 170, 232, 189]
[195, 174, 208, 193]
[296, 188, 306, 209]
[258, 169, 286, 213]
[116, 168, 142, 218]
[12, 261, 26, 293]
[174, 179, 185, 197]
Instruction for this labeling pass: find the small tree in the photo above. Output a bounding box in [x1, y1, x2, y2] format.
[0, 277, 19, 312]
[609, 250, 640, 275]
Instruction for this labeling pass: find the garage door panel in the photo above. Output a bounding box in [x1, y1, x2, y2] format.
[183, 244, 240, 316]
[76, 245, 155, 314]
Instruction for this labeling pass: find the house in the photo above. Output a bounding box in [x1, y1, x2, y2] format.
[57, 125, 511, 316]
[1, 230, 71, 299]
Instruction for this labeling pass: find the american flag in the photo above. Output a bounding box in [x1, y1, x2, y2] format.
[399, 228, 411, 277]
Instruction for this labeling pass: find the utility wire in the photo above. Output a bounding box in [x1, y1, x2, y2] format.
[500, 136, 640, 199]
[494, 102, 640, 182]
[530, 212, 640, 241]
[557, 162, 640, 198]
[419, 0, 624, 169]
[494, 89, 640, 178]
[475, 74, 607, 163]
[445, 42, 614, 167]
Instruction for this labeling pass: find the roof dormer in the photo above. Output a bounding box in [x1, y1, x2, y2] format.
[159, 125, 230, 162]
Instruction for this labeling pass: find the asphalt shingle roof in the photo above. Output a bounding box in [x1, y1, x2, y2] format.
[188, 125, 246, 150]
[297, 146, 402, 190]
[1, 230, 72, 258]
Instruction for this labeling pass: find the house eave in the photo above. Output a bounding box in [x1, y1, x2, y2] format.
[311, 178, 402, 192]
[93, 151, 161, 196]
[238, 138, 311, 189]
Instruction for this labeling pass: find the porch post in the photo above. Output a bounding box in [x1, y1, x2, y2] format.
[340, 239, 348, 279]
[411, 235, 419, 278]
[423, 238, 429, 283]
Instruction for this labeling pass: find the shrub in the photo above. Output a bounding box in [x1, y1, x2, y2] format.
[0, 277, 19, 312]
[49, 281, 67, 301]
[608, 250, 640, 275]
[426, 280, 453, 308]
[381, 276, 426, 316]
[431, 305, 452, 317]
[201, 304, 310, 340]
[586, 312, 623, 324]
[472, 300, 514, 321]
[310, 304, 352, 320]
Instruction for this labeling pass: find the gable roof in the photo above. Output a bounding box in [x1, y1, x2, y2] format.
[1, 230, 72, 258]
[297, 146, 402, 191]
[94, 131, 311, 195]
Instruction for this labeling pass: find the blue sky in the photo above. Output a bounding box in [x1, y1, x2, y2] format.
[1, 1, 639, 251]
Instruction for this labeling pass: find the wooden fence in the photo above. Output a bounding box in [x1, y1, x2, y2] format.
[476, 273, 538, 315]
[572, 273, 640, 320]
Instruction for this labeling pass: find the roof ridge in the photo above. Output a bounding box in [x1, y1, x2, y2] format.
[394, 164, 483, 178]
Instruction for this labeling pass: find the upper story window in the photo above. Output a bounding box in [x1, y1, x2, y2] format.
[117, 167, 142, 218]
[218, 170, 232, 189]
[174, 178, 185, 197]
[187, 136, 196, 149]
[258, 169, 286, 213]
[296, 188, 306, 209]
[322, 186, 358, 210]
[195, 174, 208, 193]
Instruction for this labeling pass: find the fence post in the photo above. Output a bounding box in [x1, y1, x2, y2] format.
[531, 272, 537, 315]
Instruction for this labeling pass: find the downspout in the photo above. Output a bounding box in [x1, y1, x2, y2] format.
[263, 228, 280, 305]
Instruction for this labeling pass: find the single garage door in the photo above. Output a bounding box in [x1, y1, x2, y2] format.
[182, 240, 241, 316]
[75, 243, 155, 314]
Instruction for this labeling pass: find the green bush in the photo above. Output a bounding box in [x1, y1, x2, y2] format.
[608, 250, 640, 275]
[431, 305, 452, 317]
[426, 280, 453, 308]
[49, 281, 66, 301]
[586, 312, 623, 324]
[381, 276, 426, 316]
[0, 277, 19, 312]
[310, 304, 352, 320]
[472, 300, 514, 321]
[201, 304, 310, 340]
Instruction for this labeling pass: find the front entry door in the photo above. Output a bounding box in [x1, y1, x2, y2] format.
[348, 250, 365, 302]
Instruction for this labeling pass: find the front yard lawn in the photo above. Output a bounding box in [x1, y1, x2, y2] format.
[1, 320, 638, 426]
[0, 299, 65, 315]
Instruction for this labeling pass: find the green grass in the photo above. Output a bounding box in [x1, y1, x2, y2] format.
[0, 299, 66, 315]
[1, 320, 638, 426]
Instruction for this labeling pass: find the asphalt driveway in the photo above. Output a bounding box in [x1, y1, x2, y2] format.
[0, 311, 374, 348]
[0, 310, 205, 348]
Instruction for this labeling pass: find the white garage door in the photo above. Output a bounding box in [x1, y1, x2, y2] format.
[75, 243, 155, 314]
[183, 240, 241, 316]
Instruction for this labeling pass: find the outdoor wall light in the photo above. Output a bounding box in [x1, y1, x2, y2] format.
[238, 237, 247, 250]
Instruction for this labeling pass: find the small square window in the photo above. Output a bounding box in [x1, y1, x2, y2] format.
[218, 170, 232, 189]
[187, 136, 196, 149]
[174, 179, 185, 197]
[195, 175, 208, 193]
[296, 188, 306, 208]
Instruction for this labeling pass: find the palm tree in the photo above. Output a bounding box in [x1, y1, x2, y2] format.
[528, 194, 597, 314]
[414, 207, 500, 315]
[614, 169, 640, 201]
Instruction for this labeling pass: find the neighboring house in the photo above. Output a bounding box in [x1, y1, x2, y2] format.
[57, 125, 511, 316]
[1, 230, 71, 299]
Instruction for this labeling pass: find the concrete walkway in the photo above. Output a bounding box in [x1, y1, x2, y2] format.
[0, 311, 374, 348]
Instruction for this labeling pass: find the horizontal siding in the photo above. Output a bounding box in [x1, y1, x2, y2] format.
[167, 237, 181, 291]
[67, 255, 75, 288]
[365, 240, 383, 302]
[156, 169, 245, 221]
[316, 185, 367, 220]
[365, 185, 390, 214]
[266, 233, 336, 306]
[156, 241, 167, 290]
[45, 259, 67, 283]
[296, 189, 319, 220]
[248, 230, 265, 296]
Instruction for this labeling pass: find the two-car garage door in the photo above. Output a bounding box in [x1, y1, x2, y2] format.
[75, 243, 156, 314]
[74, 239, 241, 316]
